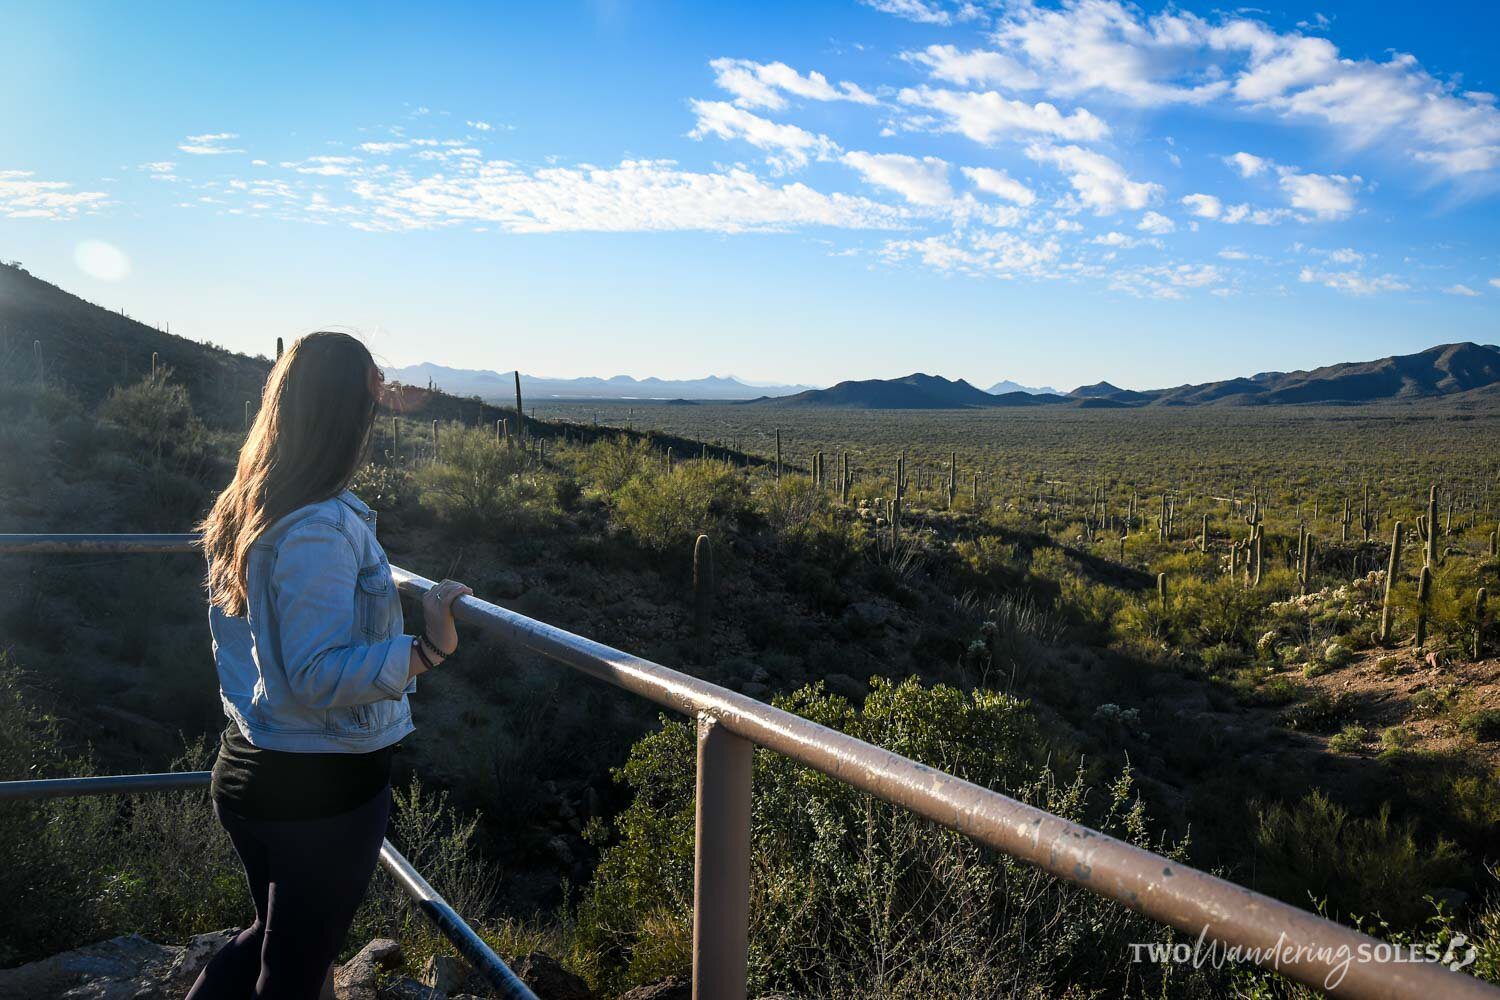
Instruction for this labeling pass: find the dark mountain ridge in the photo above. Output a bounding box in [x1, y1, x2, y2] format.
[747, 343, 1500, 410]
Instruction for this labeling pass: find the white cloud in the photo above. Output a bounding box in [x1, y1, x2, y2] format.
[1024, 143, 1161, 214]
[0, 170, 110, 219]
[178, 132, 244, 155]
[951, 1, 1500, 178]
[347, 158, 907, 234]
[1137, 210, 1174, 234]
[710, 58, 877, 111]
[689, 100, 839, 171]
[898, 86, 1109, 143]
[1327, 247, 1363, 264]
[1221, 202, 1295, 225]
[1218, 248, 1250, 259]
[959, 165, 1035, 206]
[286, 155, 364, 177]
[880, 230, 1061, 276]
[1278, 168, 1359, 219]
[1110, 263, 1223, 298]
[858, 0, 960, 25]
[903, 44, 1040, 89]
[1225, 151, 1269, 177]
[842, 151, 953, 205]
[1093, 231, 1140, 248]
[1491, 278, 1500, 290]
[359, 141, 411, 154]
[466, 120, 493, 131]
[1299, 266, 1409, 294]
[1181, 193, 1222, 218]
[1444, 283, 1480, 296]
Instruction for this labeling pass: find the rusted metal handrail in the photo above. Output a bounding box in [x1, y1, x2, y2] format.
[3, 534, 1497, 999]
[0, 770, 539, 1000]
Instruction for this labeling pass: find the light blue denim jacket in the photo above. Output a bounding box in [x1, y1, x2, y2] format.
[209, 489, 415, 753]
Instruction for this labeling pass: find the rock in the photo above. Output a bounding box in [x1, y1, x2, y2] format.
[508, 952, 592, 1000]
[546, 834, 575, 867]
[333, 939, 403, 1000]
[164, 928, 239, 990]
[423, 955, 470, 996]
[0, 934, 181, 1000]
[842, 602, 889, 630]
[488, 570, 526, 599]
[823, 672, 867, 702]
[616, 976, 689, 1000]
[383, 976, 442, 999]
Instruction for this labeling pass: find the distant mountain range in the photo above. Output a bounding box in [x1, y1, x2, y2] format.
[746, 343, 1500, 409]
[985, 379, 1061, 395]
[383, 362, 814, 401]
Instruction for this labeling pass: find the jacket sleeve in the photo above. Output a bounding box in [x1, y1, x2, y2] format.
[271, 519, 411, 709]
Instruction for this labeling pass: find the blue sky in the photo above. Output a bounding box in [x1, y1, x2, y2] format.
[3, 0, 1499, 391]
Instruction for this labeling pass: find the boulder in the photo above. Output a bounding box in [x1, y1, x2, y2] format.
[616, 976, 689, 1000]
[423, 954, 470, 996]
[0, 934, 180, 1000]
[333, 938, 402, 1000]
[842, 602, 889, 630]
[508, 952, 592, 1000]
[164, 928, 240, 991]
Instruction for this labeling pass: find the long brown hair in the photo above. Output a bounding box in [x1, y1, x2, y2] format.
[200, 331, 381, 616]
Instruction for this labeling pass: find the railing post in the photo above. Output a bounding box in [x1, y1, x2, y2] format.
[692, 713, 751, 1000]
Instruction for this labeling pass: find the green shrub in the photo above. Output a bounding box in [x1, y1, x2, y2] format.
[1328, 725, 1370, 753]
[613, 462, 748, 552]
[1254, 790, 1466, 925]
[1282, 691, 1359, 733]
[415, 425, 550, 533]
[1458, 708, 1500, 743]
[99, 367, 205, 461]
[572, 676, 1212, 997]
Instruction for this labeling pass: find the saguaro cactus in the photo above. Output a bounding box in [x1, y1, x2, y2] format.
[244, 400, 251, 430]
[151, 351, 159, 378]
[432, 419, 439, 459]
[513, 371, 525, 442]
[1475, 587, 1488, 660]
[1415, 564, 1432, 648]
[1341, 497, 1351, 543]
[841, 452, 849, 505]
[33, 339, 43, 382]
[693, 534, 715, 654]
[392, 416, 400, 462]
[276, 336, 284, 360]
[1200, 513, 1209, 553]
[1422, 485, 1439, 568]
[775, 430, 782, 481]
[1379, 521, 1403, 644]
[1157, 572, 1168, 608]
[1252, 524, 1264, 587]
[948, 452, 957, 508]
[1298, 532, 1314, 596]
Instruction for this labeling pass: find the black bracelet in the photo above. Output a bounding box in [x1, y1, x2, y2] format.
[413, 635, 438, 671]
[422, 631, 455, 658]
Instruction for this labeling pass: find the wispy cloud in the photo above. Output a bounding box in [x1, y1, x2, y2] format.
[842, 151, 953, 206]
[1299, 266, 1409, 294]
[1024, 143, 1161, 214]
[688, 100, 839, 172]
[0, 170, 110, 219]
[177, 132, 245, 155]
[710, 58, 876, 111]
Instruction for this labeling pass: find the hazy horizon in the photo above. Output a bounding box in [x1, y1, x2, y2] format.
[4, 1, 1500, 391]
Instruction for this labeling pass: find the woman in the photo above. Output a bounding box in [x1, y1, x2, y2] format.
[189, 331, 472, 999]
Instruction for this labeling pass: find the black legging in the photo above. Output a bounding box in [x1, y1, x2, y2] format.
[186, 786, 391, 1000]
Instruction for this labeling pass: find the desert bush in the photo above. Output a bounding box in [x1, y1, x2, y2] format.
[755, 475, 824, 542]
[415, 425, 552, 533]
[1253, 790, 1467, 926]
[613, 461, 748, 552]
[577, 435, 656, 495]
[572, 676, 1213, 997]
[99, 367, 206, 461]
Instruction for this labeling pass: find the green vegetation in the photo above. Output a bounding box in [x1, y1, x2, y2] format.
[6, 355, 1500, 994]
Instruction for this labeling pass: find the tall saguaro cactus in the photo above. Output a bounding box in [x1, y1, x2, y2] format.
[948, 452, 957, 508]
[1379, 521, 1403, 644]
[513, 371, 525, 443]
[693, 534, 715, 657]
[1415, 564, 1433, 648]
[774, 430, 782, 481]
[1475, 587, 1488, 661]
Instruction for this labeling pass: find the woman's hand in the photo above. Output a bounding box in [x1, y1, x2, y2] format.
[421, 578, 473, 656]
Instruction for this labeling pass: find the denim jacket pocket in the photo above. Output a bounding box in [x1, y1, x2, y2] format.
[356, 563, 395, 639]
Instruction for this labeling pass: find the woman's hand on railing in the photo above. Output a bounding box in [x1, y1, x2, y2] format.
[421, 578, 473, 659]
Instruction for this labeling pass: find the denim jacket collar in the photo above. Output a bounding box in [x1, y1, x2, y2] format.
[336, 489, 372, 519]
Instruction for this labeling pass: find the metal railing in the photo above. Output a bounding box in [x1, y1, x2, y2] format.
[2, 533, 1497, 1000]
[0, 769, 538, 1000]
